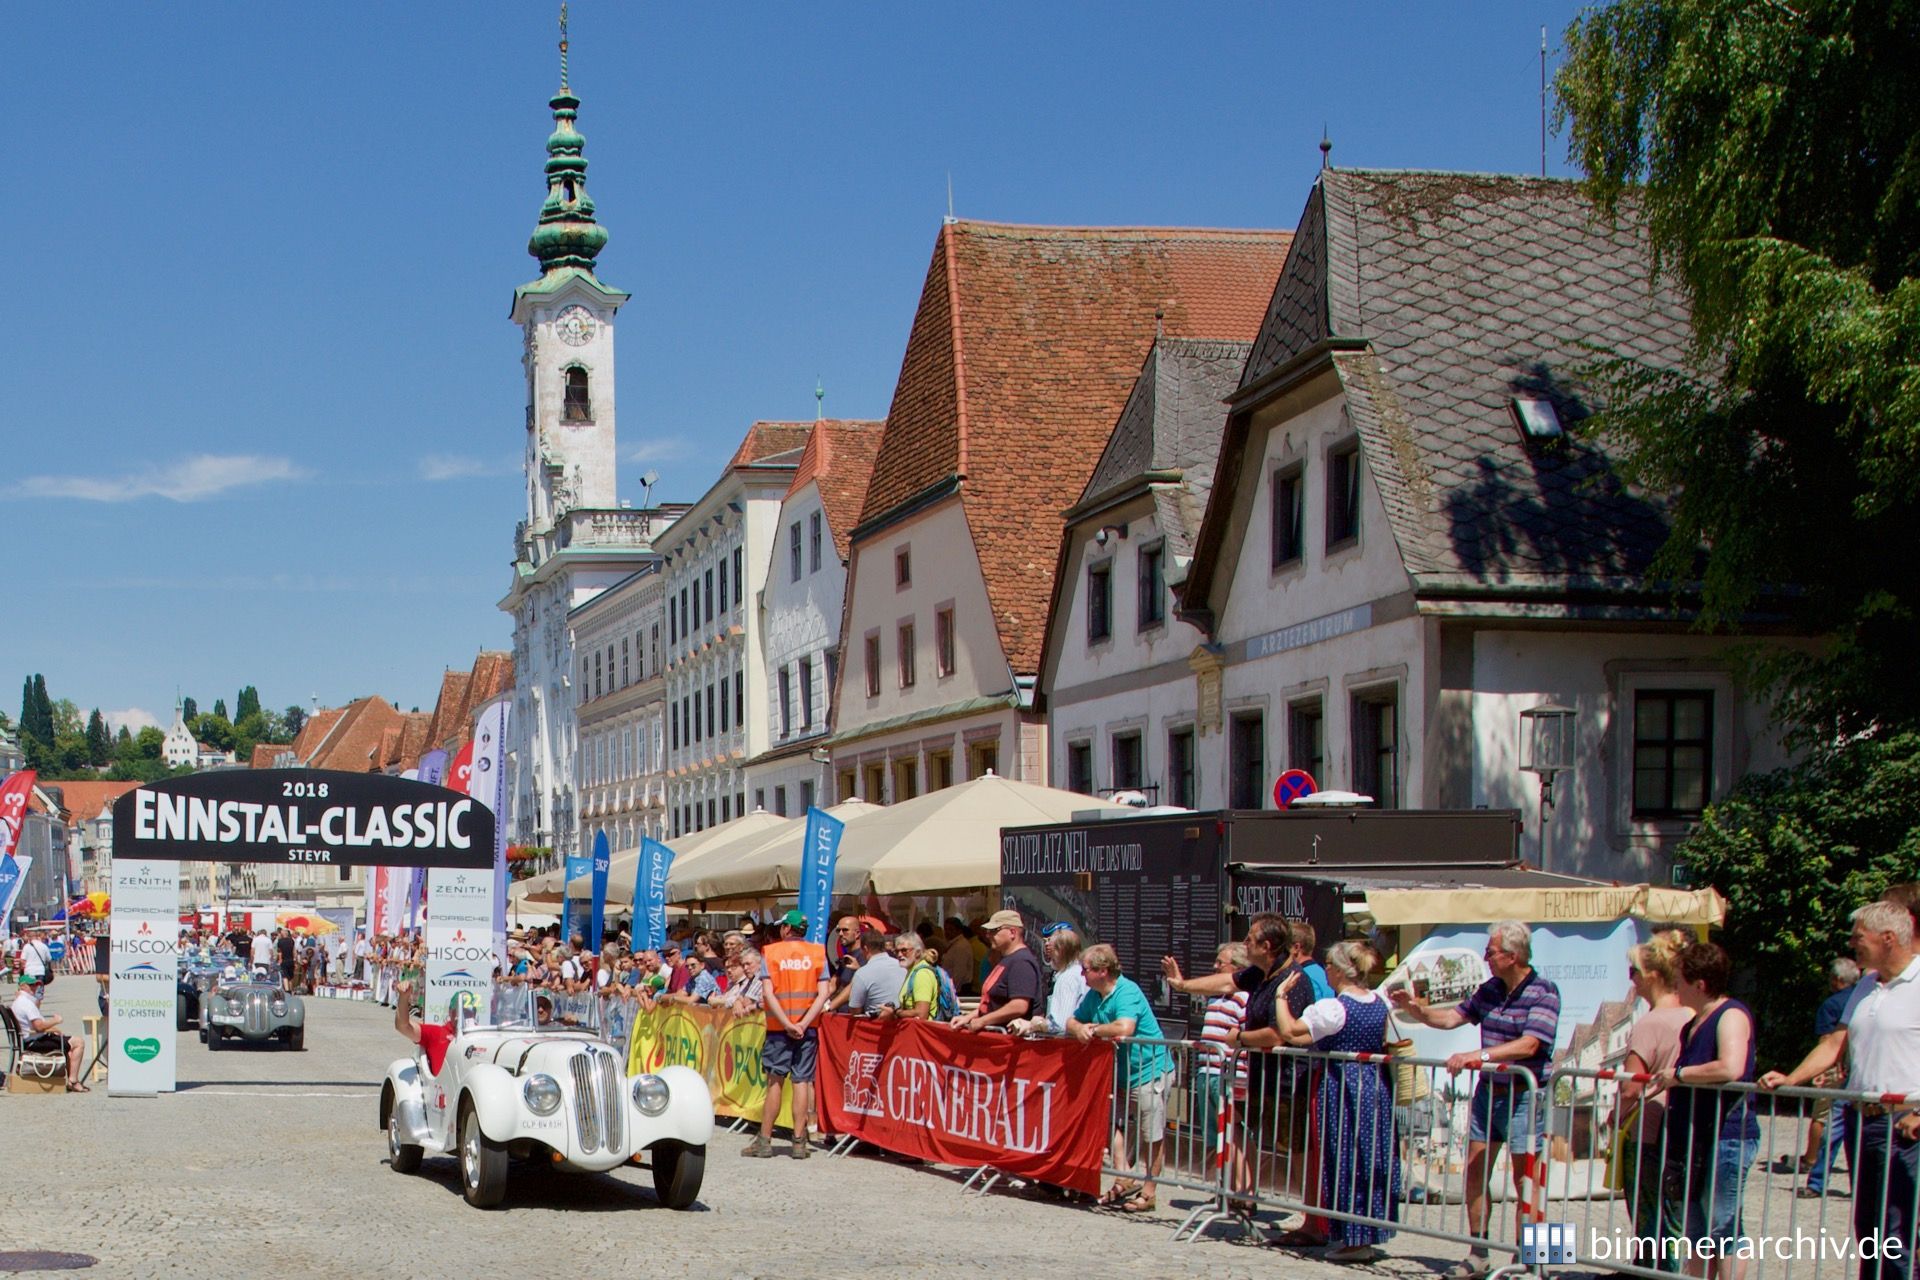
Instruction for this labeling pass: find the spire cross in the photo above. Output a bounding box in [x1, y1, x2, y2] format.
[558, 4, 570, 91]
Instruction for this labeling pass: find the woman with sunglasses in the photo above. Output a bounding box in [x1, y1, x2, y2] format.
[1615, 929, 1690, 1269]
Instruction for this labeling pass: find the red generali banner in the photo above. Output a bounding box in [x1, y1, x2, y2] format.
[816, 1014, 1115, 1195]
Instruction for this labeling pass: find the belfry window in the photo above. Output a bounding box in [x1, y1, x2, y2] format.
[563, 366, 592, 422]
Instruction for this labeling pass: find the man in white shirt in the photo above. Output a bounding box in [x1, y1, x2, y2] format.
[19, 930, 53, 985]
[10, 975, 86, 1090]
[250, 929, 273, 970]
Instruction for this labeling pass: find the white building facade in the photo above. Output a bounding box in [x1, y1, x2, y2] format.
[574, 565, 669, 856]
[661, 424, 811, 836]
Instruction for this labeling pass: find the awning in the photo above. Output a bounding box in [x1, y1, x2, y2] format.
[1232, 862, 1727, 927]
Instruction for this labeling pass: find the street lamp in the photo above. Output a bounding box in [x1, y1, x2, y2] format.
[1519, 700, 1576, 873]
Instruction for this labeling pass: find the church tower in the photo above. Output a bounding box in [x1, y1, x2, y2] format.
[510, 12, 628, 534]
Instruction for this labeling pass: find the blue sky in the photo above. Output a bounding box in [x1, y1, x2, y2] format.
[1, 2, 1589, 733]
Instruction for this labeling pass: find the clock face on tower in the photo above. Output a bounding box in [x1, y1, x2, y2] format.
[554, 305, 597, 347]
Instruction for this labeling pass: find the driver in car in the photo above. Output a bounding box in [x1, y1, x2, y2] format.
[393, 980, 462, 1077]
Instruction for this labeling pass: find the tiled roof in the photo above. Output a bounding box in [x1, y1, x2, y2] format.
[787, 419, 886, 563]
[44, 779, 142, 824]
[861, 221, 1292, 674]
[423, 670, 472, 751]
[727, 422, 817, 470]
[422, 652, 514, 757]
[1206, 170, 1689, 601]
[249, 743, 294, 768]
[289, 707, 344, 761]
[297, 696, 406, 772]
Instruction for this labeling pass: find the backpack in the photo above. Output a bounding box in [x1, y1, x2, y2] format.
[932, 963, 961, 1022]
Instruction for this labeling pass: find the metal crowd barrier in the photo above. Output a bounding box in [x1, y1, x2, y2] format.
[1100, 1037, 1235, 1228]
[1549, 1066, 1919, 1280]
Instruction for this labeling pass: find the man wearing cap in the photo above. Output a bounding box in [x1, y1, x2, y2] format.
[10, 974, 87, 1090]
[953, 910, 1046, 1033]
[745, 909, 831, 1159]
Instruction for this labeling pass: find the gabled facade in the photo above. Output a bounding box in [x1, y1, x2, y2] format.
[660, 422, 813, 835]
[746, 419, 884, 816]
[1039, 338, 1250, 808]
[1178, 169, 1802, 879]
[829, 221, 1292, 804]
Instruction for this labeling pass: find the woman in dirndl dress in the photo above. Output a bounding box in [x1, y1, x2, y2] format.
[1275, 940, 1401, 1263]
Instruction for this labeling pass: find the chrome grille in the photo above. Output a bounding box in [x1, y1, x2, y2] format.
[243, 992, 271, 1038]
[596, 1049, 622, 1152]
[570, 1052, 602, 1152]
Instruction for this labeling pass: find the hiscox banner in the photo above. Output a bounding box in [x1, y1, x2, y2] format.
[109, 859, 182, 1095]
[112, 770, 497, 871]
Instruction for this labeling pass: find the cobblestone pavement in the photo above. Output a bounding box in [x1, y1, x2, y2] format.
[1, 980, 1870, 1280]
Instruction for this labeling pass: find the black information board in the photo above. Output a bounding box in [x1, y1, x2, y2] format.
[1225, 866, 1347, 957]
[1000, 815, 1224, 1038]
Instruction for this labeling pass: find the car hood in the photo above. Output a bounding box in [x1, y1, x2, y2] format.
[452, 1028, 619, 1077]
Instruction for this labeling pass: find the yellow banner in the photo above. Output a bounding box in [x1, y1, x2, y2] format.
[624, 1001, 789, 1127]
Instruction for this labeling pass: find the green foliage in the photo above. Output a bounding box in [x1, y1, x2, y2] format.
[283, 705, 307, 740]
[189, 712, 234, 753]
[133, 726, 164, 758]
[1680, 730, 1920, 1064]
[235, 685, 261, 722]
[1556, 0, 1920, 735]
[84, 709, 110, 767]
[181, 696, 197, 721]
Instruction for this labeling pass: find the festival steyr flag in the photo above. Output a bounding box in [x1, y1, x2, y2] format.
[797, 806, 846, 947]
[634, 837, 675, 951]
[468, 698, 511, 970]
[588, 829, 611, 952]
[0, 769, 37, 861]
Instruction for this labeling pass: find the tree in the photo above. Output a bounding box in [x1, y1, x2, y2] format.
[85, 709, 111, 766]
[212, 698, 228, 721]
[1557, 0, 1920, 737]
[283, 705, 307, 740]
[134, 726, 164, 759]
[232, 710, 269, 763]
[235, 685, 261, 722]
[181, 696, 197, 721]
[50, 698, 82, 739]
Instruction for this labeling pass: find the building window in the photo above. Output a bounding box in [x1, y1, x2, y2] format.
[719, 675, 730, 732]
[898, 622, 916, 688]
[790, 521, 803, 583]
[826, 650, 838, 705]
[1086, 561, 1112, 644]
[895, 546, 911, 588]
[649, 624, 659, 675]
[754, 788, 765, 813]
[733, 547, 743, 606]
[799, 656, 814, 729]
[721, 796, 731, 822]
[563, 366, 591, 422]
[1327, 440, 1361, 549]
[1288, 699, 1325, 781]
[928, 750, 953, 791]
[778, 667, 792, 738]
[864, 633, 881, 697]
[718, 558, 727, 613]
[735, 666, 744, 726]
[1066, 740, 1094, 795]
[580, 658, 589, 704]
[925, 608, 953, 678]
[707, 798, 717, 829]
[1137, 542, 1166, 630]
[1272, 464, 1304, 568]
[1168, 727, 1196, 808]
[668, 599, 677, 646]
[594, 652, 603, 698]
[773, 786, 788, 818]
[864, 761, 886, 803]
[706, 684, 716, 738]
[1229, 712, 1265, 809]
[800, 779, 815, 811]
[969, 739, 1000, 779]
[809, 512, 823, 572]
[894, 758, 919, 802]
[1633, 690, 1714, 818]
[1351, 688, 1399, 808]
[1111, 731, 1144, 791]
[704, 569, 714, 627]
[621, 637, 630, 687]
[838, 769, 857, 802]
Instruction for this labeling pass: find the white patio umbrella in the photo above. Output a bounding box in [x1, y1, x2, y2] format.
[668, 798, 884, 903]
[513, 810, 790, 907]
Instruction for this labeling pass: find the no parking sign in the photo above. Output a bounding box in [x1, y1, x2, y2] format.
[1272, 769, 1317, 809]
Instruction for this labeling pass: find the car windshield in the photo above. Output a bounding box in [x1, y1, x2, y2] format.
[487, 986, 600, 1034]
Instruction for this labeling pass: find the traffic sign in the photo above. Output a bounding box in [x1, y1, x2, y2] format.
[1273, 769, 1318, 809]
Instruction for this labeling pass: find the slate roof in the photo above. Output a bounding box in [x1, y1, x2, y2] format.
[785, 419, 886, 563]
[860, 221, 1291, 674]
[1202, 170, 1690, 604]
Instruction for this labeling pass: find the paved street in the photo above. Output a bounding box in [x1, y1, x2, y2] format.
[6, 979, 1375, 1280]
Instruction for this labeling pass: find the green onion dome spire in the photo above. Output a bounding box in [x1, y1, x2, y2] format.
[528, 14, 609, 273]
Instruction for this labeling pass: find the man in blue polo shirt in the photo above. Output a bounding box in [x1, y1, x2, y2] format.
[1390, 920, 1560, 1280]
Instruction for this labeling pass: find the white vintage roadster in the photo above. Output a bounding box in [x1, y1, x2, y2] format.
[378, 988, 711, 1208]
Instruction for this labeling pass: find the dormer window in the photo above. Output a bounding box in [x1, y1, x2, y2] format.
[563, 366, 592, 422]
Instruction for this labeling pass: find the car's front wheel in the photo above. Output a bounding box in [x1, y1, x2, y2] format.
[288, 1025, 305, 1051]
[650, 1140, 705, 1210]
[388, 1105, 423, 1174]
[459, 1104, 508, 1208]
[205, 1023, 221, 1051]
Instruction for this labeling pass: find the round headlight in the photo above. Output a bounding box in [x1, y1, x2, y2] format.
[630, 1074, 670, 1116]
[523, 1073, 563, 1116]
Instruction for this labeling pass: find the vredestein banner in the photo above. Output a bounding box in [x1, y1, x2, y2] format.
[797, 807, 845, 946]
[109, 858, 181, 1095]
[635, 837, 675, 950]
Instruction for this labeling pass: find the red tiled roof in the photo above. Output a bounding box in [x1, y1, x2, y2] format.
[394, 712, 432, 767]
[45, 779, 142, 824]
[860, 220, 1291, 673]
[423, 670, 471, 752]
[249, 743, 294, 768]
[423, 652, 514, 757]
[298, 696, 406, 772]
[727, 421, 816, 470]
[786, 419, 886, 563]
[289, 707, 344, 761]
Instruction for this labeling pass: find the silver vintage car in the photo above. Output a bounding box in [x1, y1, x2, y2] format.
[200, 967, 307, 1050]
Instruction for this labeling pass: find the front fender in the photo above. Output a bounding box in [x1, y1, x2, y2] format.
[381, 1059, 428, 1143]
[458, 1063, 524, 1140]
[635, 1064, 716, 1150]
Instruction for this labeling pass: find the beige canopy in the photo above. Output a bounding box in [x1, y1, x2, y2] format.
[673, 774, 1133, 903]
[669, 798, 882, 902]
[510, 810, 790, 908]
[1361, 882, 1727, 928]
